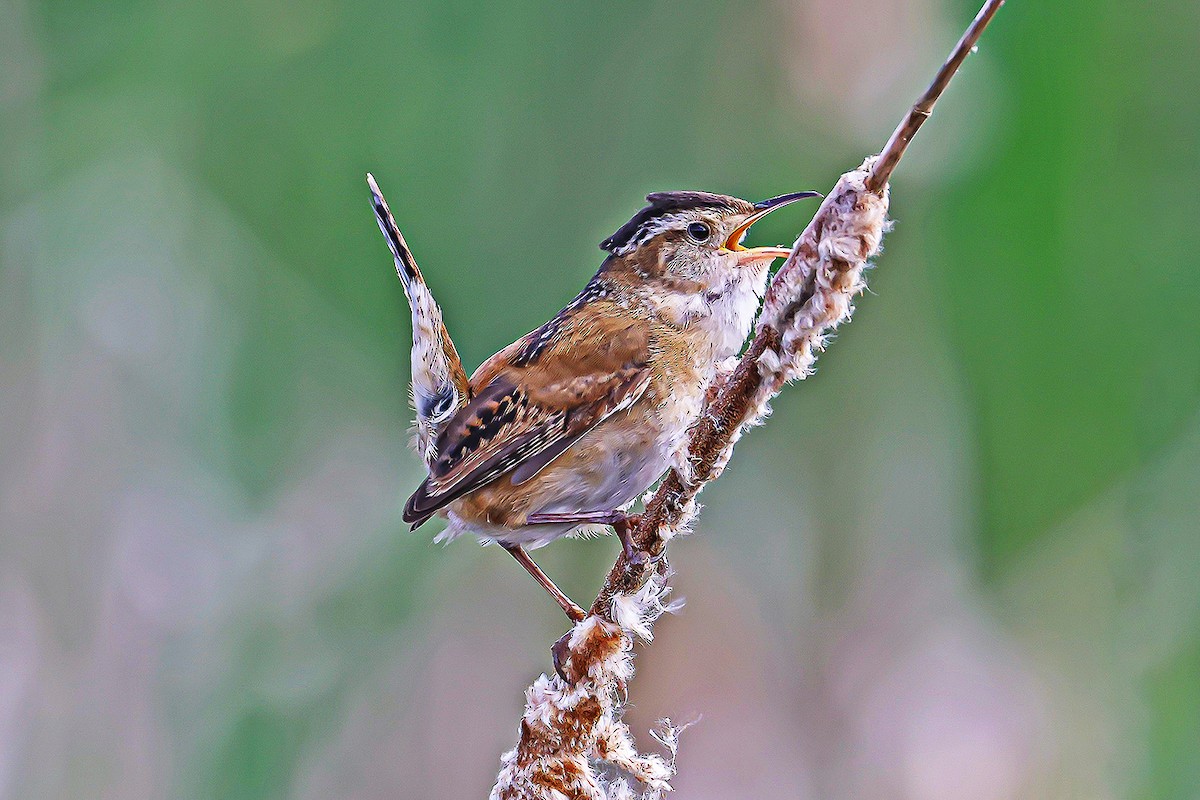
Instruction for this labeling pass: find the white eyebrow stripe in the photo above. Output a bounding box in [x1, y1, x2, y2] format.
[611, 211, 699, 256]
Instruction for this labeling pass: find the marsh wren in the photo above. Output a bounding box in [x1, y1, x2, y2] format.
[368, 175, 817, 621]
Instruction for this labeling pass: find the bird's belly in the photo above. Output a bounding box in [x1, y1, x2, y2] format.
[530, 403, 682, 515]
[446, 393, 698, 548]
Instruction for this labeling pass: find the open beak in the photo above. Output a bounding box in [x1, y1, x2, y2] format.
[723, 190, 822, 264]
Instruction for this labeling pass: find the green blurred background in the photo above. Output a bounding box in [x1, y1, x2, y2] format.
[2, 0, 1198, 797]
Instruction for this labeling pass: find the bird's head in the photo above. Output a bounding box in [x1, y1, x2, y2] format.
[598, 190, 820, 294]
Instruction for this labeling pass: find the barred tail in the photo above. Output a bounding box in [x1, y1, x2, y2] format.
[367, 173, 470, 462]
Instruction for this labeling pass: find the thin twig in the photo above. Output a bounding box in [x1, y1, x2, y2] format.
[588, 329, 779, 615]
[492, 1, 1005, 796]
[591, 0, 1005, 619]
[867, 0, 1005, 193]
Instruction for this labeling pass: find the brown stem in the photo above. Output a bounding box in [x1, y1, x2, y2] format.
[589, 329, 780, 616]
[589, 0, 1005, 620]
[491, 1, 1007, 794]
[866, 0, 1005, 193]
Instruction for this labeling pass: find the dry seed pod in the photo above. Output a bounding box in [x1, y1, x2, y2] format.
[490, 1, 1004, 795]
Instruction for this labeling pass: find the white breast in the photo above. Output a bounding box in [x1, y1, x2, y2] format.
[658, 260, 769, 361]
[700, 265, 769, 359]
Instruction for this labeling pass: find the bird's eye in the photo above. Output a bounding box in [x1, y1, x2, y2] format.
[686, 222, 711, 242]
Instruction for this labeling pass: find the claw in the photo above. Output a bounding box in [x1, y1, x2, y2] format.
[614, 513, 651, 566]
[552, 631, 574, 683]
[624, 544, 649, 567]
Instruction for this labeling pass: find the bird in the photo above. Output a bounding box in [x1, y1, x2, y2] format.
[367, 174, 818, 622]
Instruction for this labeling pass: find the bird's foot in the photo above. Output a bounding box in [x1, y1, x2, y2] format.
[564, 601, 586, 623]
[552, 629, 575, 683]
[526, 510, 653, 566]
[613, 513, 651, 567]
[552, 628, 629, 698]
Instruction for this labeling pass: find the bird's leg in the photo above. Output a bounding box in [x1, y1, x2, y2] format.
[526, 510, 648, 566]
[501, 543, 586, 622]
[521, 512, 650, 684]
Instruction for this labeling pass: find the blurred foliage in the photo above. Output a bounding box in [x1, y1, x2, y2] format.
[2, 0, 1198, 798]
[940, 0, 1200, 569]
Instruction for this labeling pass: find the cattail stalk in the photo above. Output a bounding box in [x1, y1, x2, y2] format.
[490, 2, 1004, 797]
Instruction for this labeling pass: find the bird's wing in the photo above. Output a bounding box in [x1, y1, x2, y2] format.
[402, 310, 652, 527]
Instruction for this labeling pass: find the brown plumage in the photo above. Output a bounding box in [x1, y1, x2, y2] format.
[405, 309, 654, 528]
[368, 177, 819, 620]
